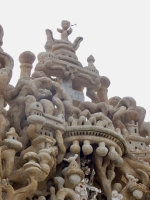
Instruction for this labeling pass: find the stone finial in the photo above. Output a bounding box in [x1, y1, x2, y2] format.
[19, 51, 35, 64]
[87, 55, 95, 64]
[100, 76, 110, 89]
[97, 76, 110, 104]
[0, 24, 4, 51]
[19, 51, 35, 78]
[84, 55, 99, 74]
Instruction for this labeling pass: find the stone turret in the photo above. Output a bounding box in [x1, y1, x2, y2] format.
[19, 51, 35, 78]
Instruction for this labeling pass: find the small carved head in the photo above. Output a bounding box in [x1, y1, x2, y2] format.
[61, 20, 70, 30]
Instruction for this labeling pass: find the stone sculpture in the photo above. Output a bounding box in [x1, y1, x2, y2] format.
[0, 20, 150, 200]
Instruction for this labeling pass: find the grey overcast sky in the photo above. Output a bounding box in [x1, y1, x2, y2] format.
[1, 0, 150, 121]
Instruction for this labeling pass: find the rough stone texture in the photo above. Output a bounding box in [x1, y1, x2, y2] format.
[0, 20, 150, 200]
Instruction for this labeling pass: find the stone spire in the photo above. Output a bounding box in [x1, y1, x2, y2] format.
[84, 55, 99, 74]
[19, 51, 35, 78]
[44, 20, 83, 67]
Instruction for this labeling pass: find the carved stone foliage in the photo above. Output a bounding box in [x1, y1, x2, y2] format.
[0, 20, 150, 200]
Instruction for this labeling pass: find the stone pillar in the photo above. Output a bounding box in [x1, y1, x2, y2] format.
[19, 51, 35, 78]
[97, 76, 110, 104]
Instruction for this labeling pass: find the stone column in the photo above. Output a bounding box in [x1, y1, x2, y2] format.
[19, 51, 35, 78]
[97, 76, 110, 104]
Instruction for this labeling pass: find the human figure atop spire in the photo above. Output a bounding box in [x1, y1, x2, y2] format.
[57, 20, 72, 41]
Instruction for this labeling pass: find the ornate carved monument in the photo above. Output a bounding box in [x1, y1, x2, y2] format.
[0, 20, 150, 200]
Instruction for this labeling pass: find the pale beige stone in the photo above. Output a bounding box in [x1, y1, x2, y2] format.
[0, 21, 150, 200]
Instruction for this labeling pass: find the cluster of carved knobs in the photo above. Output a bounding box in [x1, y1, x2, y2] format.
[0, 20, 150, 200]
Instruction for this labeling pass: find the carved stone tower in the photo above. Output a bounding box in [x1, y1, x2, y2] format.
[0, 21, 150, 200]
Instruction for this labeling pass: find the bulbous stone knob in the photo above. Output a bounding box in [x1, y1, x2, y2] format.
[114, 156, 124, 166]
[82, 140, 93, 156]
[108, 146, 119, 161]
[19, 51, 36, 78]
[100, 76, 110, 88]
[69, 174, 81, 185]
[113, 183, 122, 193]
[133, 190, 143, 199]
[70, 140, 80, 154]
[96, 142, 108, 156]
[19, 51, 35, 64]
[97, 76, 110, 104]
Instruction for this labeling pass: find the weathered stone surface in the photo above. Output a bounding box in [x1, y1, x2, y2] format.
[0, 20, 150, 200]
